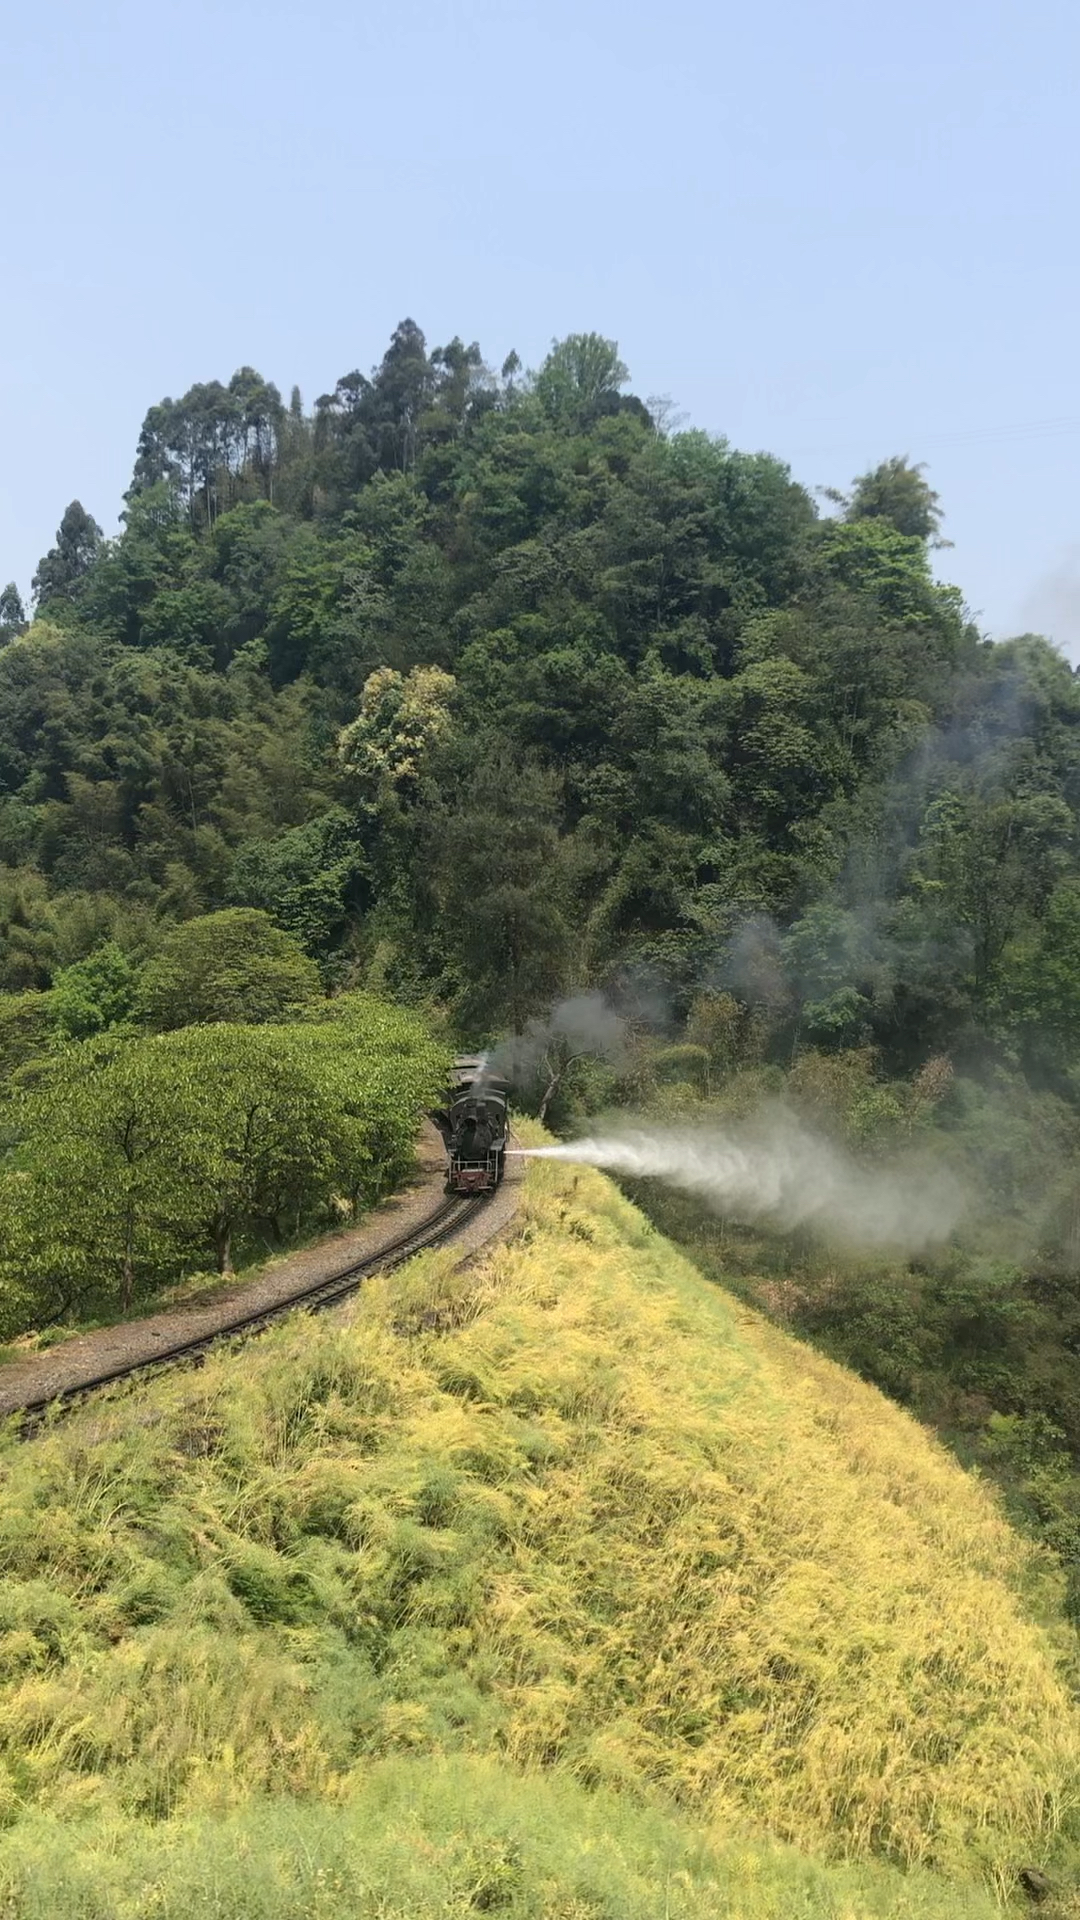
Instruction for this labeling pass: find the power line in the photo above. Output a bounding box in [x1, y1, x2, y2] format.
[784, 416, 1080, 461]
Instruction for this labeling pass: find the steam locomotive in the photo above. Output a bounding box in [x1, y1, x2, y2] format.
[430, 1055, 509, 1193]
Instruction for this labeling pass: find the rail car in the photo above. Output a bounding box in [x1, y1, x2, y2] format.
[430, 1055, 509, 1194]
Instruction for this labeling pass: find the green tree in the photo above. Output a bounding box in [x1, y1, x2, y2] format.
[920, 790, 1074, 999]
[264, 523, 386, 684]
[808, 517, 947, 621]
[0, 584, 26, 643]
[724, 654, 826, 837]
[10, 1041, 191, 1310]
[129, 371, 283, 526]
[285, 994, 450, 1204]
[369, 317, 434, 472]
[139, 578, 237, 667]
[338, 665, 456, 800]
[50, 942, 139, 1042]
[425, 749, 575, 1030]
[842, 455, 946, 544]
[31, 501, 104, 609]
[153, 1025, 340, 1271]
[533, 333, 631, 430]
[227, 809, 366, 959]
[136, 909, 321, 1030]
[783, 902, 881, 1046]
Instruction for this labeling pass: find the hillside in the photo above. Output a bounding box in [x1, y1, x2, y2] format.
[6, 328, 1080, 1603]
[5, 323, 1080, 1076]
[1, 1146, 1077, 1916]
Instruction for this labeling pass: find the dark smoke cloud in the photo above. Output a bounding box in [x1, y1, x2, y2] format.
[492, 990, 633, 1086]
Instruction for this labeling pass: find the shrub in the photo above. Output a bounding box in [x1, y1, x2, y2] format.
[136, 909, 321, 1030]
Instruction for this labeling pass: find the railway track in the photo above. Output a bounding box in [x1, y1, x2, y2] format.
[11, 1190, 489, 1427]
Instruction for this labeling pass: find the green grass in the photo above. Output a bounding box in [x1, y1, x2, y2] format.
[1, 1131, 1078, 1913]
[0, 1755, 1008, 1919]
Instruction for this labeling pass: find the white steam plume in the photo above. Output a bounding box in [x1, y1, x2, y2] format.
[519, 1108, 965, 1252]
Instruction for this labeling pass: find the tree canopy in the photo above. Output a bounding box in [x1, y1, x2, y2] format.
[136, 909, 322, 1029]
[0, 317, 1074, 1073]
[32, 501, 104, 610]
[841, 456, 947, 543]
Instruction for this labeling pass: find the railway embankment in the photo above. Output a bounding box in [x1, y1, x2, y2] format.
[0, 1122, 522, 1419]
[1, 1140, 1078, 1915]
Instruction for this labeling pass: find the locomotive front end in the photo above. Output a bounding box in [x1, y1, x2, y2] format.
[430, 1056, 509, 1194]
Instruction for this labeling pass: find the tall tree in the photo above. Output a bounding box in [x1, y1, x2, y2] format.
[10, 1040, 192, 1311]
[834, 456, 946, 544]
[534, 332, 632, 430]
[370, 317, 434, 472]
[129, 371, 284, 526]
[0, 583, 26, 643]
[31, 502, 103, 608]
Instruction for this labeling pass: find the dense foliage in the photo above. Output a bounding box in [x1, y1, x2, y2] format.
[9, 317, 1070, 1059]
[0, 994, 448, 1334]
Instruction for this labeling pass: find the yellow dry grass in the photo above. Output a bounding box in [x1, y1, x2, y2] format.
[361, 1140, 1080, 1881]
[0, 1128, 1077, 1905]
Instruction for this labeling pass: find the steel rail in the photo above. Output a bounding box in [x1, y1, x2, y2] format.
[13, 1190, 489, 1426]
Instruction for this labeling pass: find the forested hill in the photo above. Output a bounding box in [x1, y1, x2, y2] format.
[2, 320, 1079, 1074]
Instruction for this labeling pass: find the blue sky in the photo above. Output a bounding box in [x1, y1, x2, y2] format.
[4, 0, 1079, 650]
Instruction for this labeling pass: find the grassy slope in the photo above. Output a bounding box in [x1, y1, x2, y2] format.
[1, 1133, 1078, 1915]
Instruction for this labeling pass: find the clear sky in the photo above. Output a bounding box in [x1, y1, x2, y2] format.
[4, 0, 1079, 651]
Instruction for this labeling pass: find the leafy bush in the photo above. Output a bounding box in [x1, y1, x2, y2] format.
[136, 909, 321, 1030]
[49, 941, 138, 1041]
[0, 996, 449, 1327]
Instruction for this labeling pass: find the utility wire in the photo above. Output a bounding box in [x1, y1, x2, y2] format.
[784, 416, 1080, 460]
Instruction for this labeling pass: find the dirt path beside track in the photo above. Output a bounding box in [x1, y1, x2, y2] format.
[0, 1123, 523, 1419]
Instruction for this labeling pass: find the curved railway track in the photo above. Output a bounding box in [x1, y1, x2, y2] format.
[11, 1190, 490, 1427]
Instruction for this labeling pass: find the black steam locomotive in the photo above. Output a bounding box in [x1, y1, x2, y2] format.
[430, 1055, 509, 1194]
